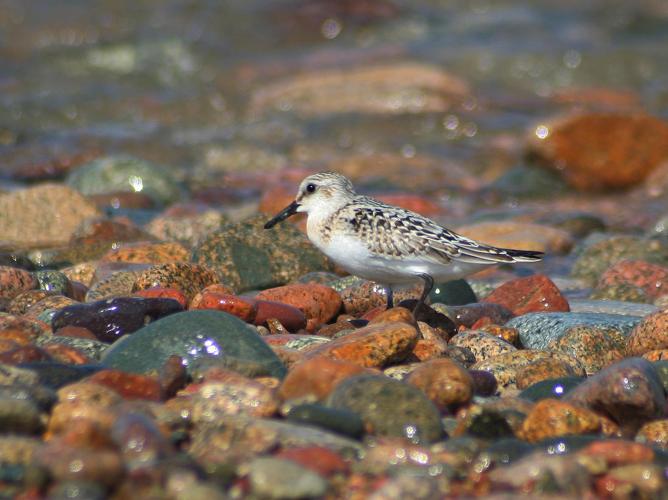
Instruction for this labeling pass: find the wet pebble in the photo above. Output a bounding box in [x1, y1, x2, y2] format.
[110, 412, 173, 468]
[254, 300, 308, 332]
[285, 404, 365, 440]
[256, 283, 341, 331]
[52, 297, 183, 342]
[508, 312, 641, 350]
[636, 420, 668, 449]
[34, 270, 72, 296]
[337, 278, 424, 315]
[406, 358, 473, 411]
[442, 302, 514, 329]
[548, 325, 626, 375]
[102, 310, 287, 378]
[87, 369, 163, 401]
[518, 399, 601, 443]
[518, 376, 585, 402]
[565, 358, 665, 436]
[626, 309, 668, 356]
[101, 241, 190, 265]
[449, 330, 517, 362]
[595, 259, 668, 301]
[85, 270, 141, 302]
[0, 266, 38, 300]
[327, 374, 443, 444]
[515, 358, 579, 390]
[131, 262, 219, 301]
[190, 292, 257, 322]
[247, 456, 328, 499]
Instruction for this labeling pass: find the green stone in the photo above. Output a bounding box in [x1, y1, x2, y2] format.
[102, 310, 286, 379]
[429, 279, 477, 305]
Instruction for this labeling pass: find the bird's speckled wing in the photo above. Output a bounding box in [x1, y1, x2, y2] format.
[328, 197, 540, 264]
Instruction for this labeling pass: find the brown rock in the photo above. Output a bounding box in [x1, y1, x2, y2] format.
[626, 310, 668, 356]
[479, 324, 520, 346]
[7, 289, 52, 315]
[578, 440, 654, 466]
[527, 112, 668, 190]
[406, 358, 473, 411]
[87, 370, 163, 401]
[410, 322, 448, 362]
[449, 330, 516, 363]
[132, 262, 219, 301]
[278, 356, 375, 402]
[518, 399, 601, 443]
[596, 260, 668, 300]
[189, 283, 235, 308]
[100, 241, 190, 264]
[515, 358, 578, 390]
[254, 300, 308, 332]
[483, 274, 570, 315]
[304, 321, 418, 368]
[47, 401, 119, 437]
[0, 267, 38, 300]
[36, 443, 124, 487]
[549, 325, 626, 375]
[368, 307, 416, 326]
[256, 283, 342, 332]
[636, 420, 668, 450]
[0, 345, 51, 364]
[134, 287, 188, 309]
[642, 350, 668, 362]
[43, 343, 94, 365]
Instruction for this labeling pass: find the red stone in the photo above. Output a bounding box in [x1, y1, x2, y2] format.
[579, 440, 654, 466]
[277, 446, 349, 477]
[254, 300, 308, 332]
[482, 274, 569, 315]
[279, 356, 376, 401]
[134, 287, 188, 308]
[256, 283, 342, 332]
[54, 325, 98, 340]
[189, 292, 257, 322]
[87, 370, 163, 401]
[43, 344, 94, 365]
[189, 283, 235, 308]
[597, 259, 668, 300]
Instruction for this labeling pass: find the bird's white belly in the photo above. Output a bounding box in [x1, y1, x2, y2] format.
[314, 233, 487, 285]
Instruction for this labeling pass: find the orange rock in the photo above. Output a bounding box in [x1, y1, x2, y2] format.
[518, 399, 601, 443]
[515, 358, 577, 390]
[254, 300, 307, 332]
[189, 292, 257, 322]
[578, 440, 654, 466]
[304, 321, 418, 368]
[278, 356, 376, 401]
[626, 310, 668, 356]
[256, 283, 342, 332]
[528, 112, 668, 190]
[87, 370, 163, 401]
[406, 358, 473, 411]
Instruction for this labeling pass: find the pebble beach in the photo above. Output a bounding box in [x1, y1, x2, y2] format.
[1, 1, 668, 498]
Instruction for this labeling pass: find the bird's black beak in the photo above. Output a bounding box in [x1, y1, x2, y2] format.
[264, 201, 300, 229]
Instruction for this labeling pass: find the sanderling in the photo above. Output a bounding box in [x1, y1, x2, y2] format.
[264, 171, 543, 313]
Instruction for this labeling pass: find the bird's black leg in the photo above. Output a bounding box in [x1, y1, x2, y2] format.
[385, 286, 394, 309]
[414, 274, 434, 315]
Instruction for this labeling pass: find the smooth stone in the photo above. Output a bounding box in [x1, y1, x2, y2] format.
[46, 481, 107, 500]
[254, 300, 308, 332]
[0, 363, 39, 386]
[565, 358, 665, 436]
[568, 299, 658, 317]
[52, 297, 183, 342]
[442, 302, 514, 329]
[17, 362, 103, 390]
[85, 270, 142, 302]
[35, 444, 124, 488]
[66, 155, 181, 205]
[102, 310, 287, 379]
[454, 406, 515, 440]
[469, 370, 498, 397]
[0, 184, 101, 247]
[192, 214, 330, 293]
[88, 369, 163, 401]
[338, 278, 424, 315]
[476, 438, 535, 470]
[488, 164, 569, 199]
[286, 403, 365, 440]
[0, 436, 43, 465]
[100, 241, 190, 265]
[131, 263, 219, 302]
[275, 446, 349, 477]
[406, 358, 474, 410]
[548, 325, 626, 375]
[596, 260, 668, 301]
[34, 270, 72, 296]
[7, 290, 54, 315]
[653, 360, 668, 393]
[37, 336, 109, 361]
[190, 376, 279, 420]
[429, 279, 477, 305]
[145, 210, 227, 247]
[518, 399, 602, 443]
[508, 312, 642, 350]
[134, 287, 188, 308]
[248, 457, 328, 499]
[327, 374, 443, 444]
[519, 376, 585, 402]
[483, 274, 570, 315]
[0, 384, 56, 411]
[190, 292, 257, 322]
[455, 221, 573, 254]
[111, 412, 173, 469]
[256, 283, 342, 332]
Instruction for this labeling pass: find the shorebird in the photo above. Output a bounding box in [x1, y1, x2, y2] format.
[264, 172, 543, 313]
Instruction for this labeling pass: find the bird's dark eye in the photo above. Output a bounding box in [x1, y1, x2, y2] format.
[306, 183, 317, 193]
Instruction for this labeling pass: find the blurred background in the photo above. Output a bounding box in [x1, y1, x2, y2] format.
[1, 0, 667, 237]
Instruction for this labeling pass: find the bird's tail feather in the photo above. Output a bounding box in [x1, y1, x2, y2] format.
[502, 248, 544, 262]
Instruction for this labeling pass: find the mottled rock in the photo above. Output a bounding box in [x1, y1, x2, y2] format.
[569, 298, 658, 317]
[565, 358, 665, 436]
[145, 210, 226, 246]
[131, 263, 219, 302]
[518, 399, 601, 443]
[406, 358, 473, 410]
[102, 310, 286, 379]
[110, 412, 173, 468]
[626, 310, 668, 356]
[87, 369, 163, 401]
[515, 358, 578, 390]
[578, 440, 654, 466]
[571, 236, 668, 286]
[338, 278, 424, 315]
[472, 350, 585, 393]
[328, 374, 443, 444]
[66, 155, 181, 205]
[596, 259, 668, 301]
[133, 287, 188, 309]
[304, 322, 418, 368]
[0, 396, 43, 434]
[0, 184, 101, 247]
[449, 330, 516, 362]
[279, 356, 376, 402]
[35, 443, 123, 487]
[483, 274, 569, 315]
[7, 289, 53, 315]
[508, 312, 641, 350]
[527, 112, 668, 190]
[101, 241, 190, 265]
[549, 325, 626, 375]
[444, 302, 514, 329]
[256, 283, 341, 331]
[636, 420, 668, 449]
[85, 270, 141, 302]
[0, 266, 38, 300]
[193, 215, 330, 292]
[52, 297, 183, 342]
